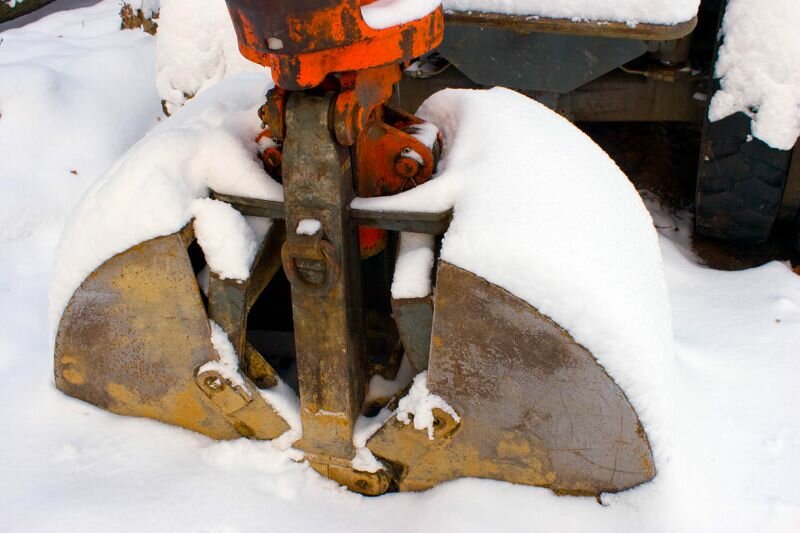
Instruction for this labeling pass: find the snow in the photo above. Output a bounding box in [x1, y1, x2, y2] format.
[391, 232, 435, 299]
[155, 0, 262, 114]
[409, 121, 440, 149]
[0, 1, 161, 244]
[396, 371, 461, 440]
[361, 0, 441, 30]
[708, 0, 800, 150]
[355, 88, 674, 467]
[401, 147, 424, 165]
[48, 72, 281, 337]
[2, 2, 800, 532]
[365, 355, 415, 403]
[352, 409, 393, 473]
[296, 218, 322, 236]
[442, 0, 700, 26]
[199, 320, 249, 391]
[259, 380, 303, 450]
[192, 198, 264, 281]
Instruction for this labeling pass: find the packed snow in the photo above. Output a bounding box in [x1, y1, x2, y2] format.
[442, 0, 700, 26]
[361, 0, 441, 30]
[2, 2, 800, 532]
[708, 0, 800, 150]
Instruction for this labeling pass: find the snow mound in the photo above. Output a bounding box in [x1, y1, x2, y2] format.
[709, 0, 800, 150]
[0, 4, 161, 243]
[442, 0, 699, 26]
[355, 87, 674, 463]
[155, 0, 262, 114]
[49, 74, 280, 338]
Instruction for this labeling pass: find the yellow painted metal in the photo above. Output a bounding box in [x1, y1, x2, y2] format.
[53, 229, 656, 497]
[54, 231, 290, 441]
[368, 261, 655, 496]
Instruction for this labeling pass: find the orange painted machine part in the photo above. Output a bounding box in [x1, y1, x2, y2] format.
[239, 0, 444, 257]
[358, 227, 387, 258]
[225, 0, 444, 90]
[354, 107, 440, 258]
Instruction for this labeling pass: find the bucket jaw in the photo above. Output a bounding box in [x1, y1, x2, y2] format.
[369, 262, 655, 495]
[55, 227, 290, 441]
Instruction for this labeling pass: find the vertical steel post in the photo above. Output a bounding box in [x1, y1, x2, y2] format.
[282, 93, 366, 460]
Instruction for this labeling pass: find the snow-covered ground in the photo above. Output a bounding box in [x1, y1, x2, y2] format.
[1, 2, 800, 532]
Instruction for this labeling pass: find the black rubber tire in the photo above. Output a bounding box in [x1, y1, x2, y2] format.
[696, 110, 793, 243]
[695, 0, 794, 243]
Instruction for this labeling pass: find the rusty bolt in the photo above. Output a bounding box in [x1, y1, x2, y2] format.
[205, 375, 224, 391]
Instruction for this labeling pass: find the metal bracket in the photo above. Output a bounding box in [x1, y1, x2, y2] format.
[194, 366, 290, 440]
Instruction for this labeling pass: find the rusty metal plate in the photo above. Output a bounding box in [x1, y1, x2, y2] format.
[54, 233, 289, 440]
[211, 190, 453, 236]
[392, 296, 433, 373]
[282, 93, 366, 461]
[369, 261, 655, 495]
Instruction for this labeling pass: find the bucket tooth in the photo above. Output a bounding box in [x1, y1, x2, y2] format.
[368, 261, 655, 496]
[54, 232, 290, 440]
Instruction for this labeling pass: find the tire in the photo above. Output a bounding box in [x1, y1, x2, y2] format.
[696, 111, 793, 242]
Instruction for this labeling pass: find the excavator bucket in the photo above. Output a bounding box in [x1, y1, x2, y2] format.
[55, 227, 290, 441]
[370, 262, 654, 494]
[54, 0, 657, 497]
